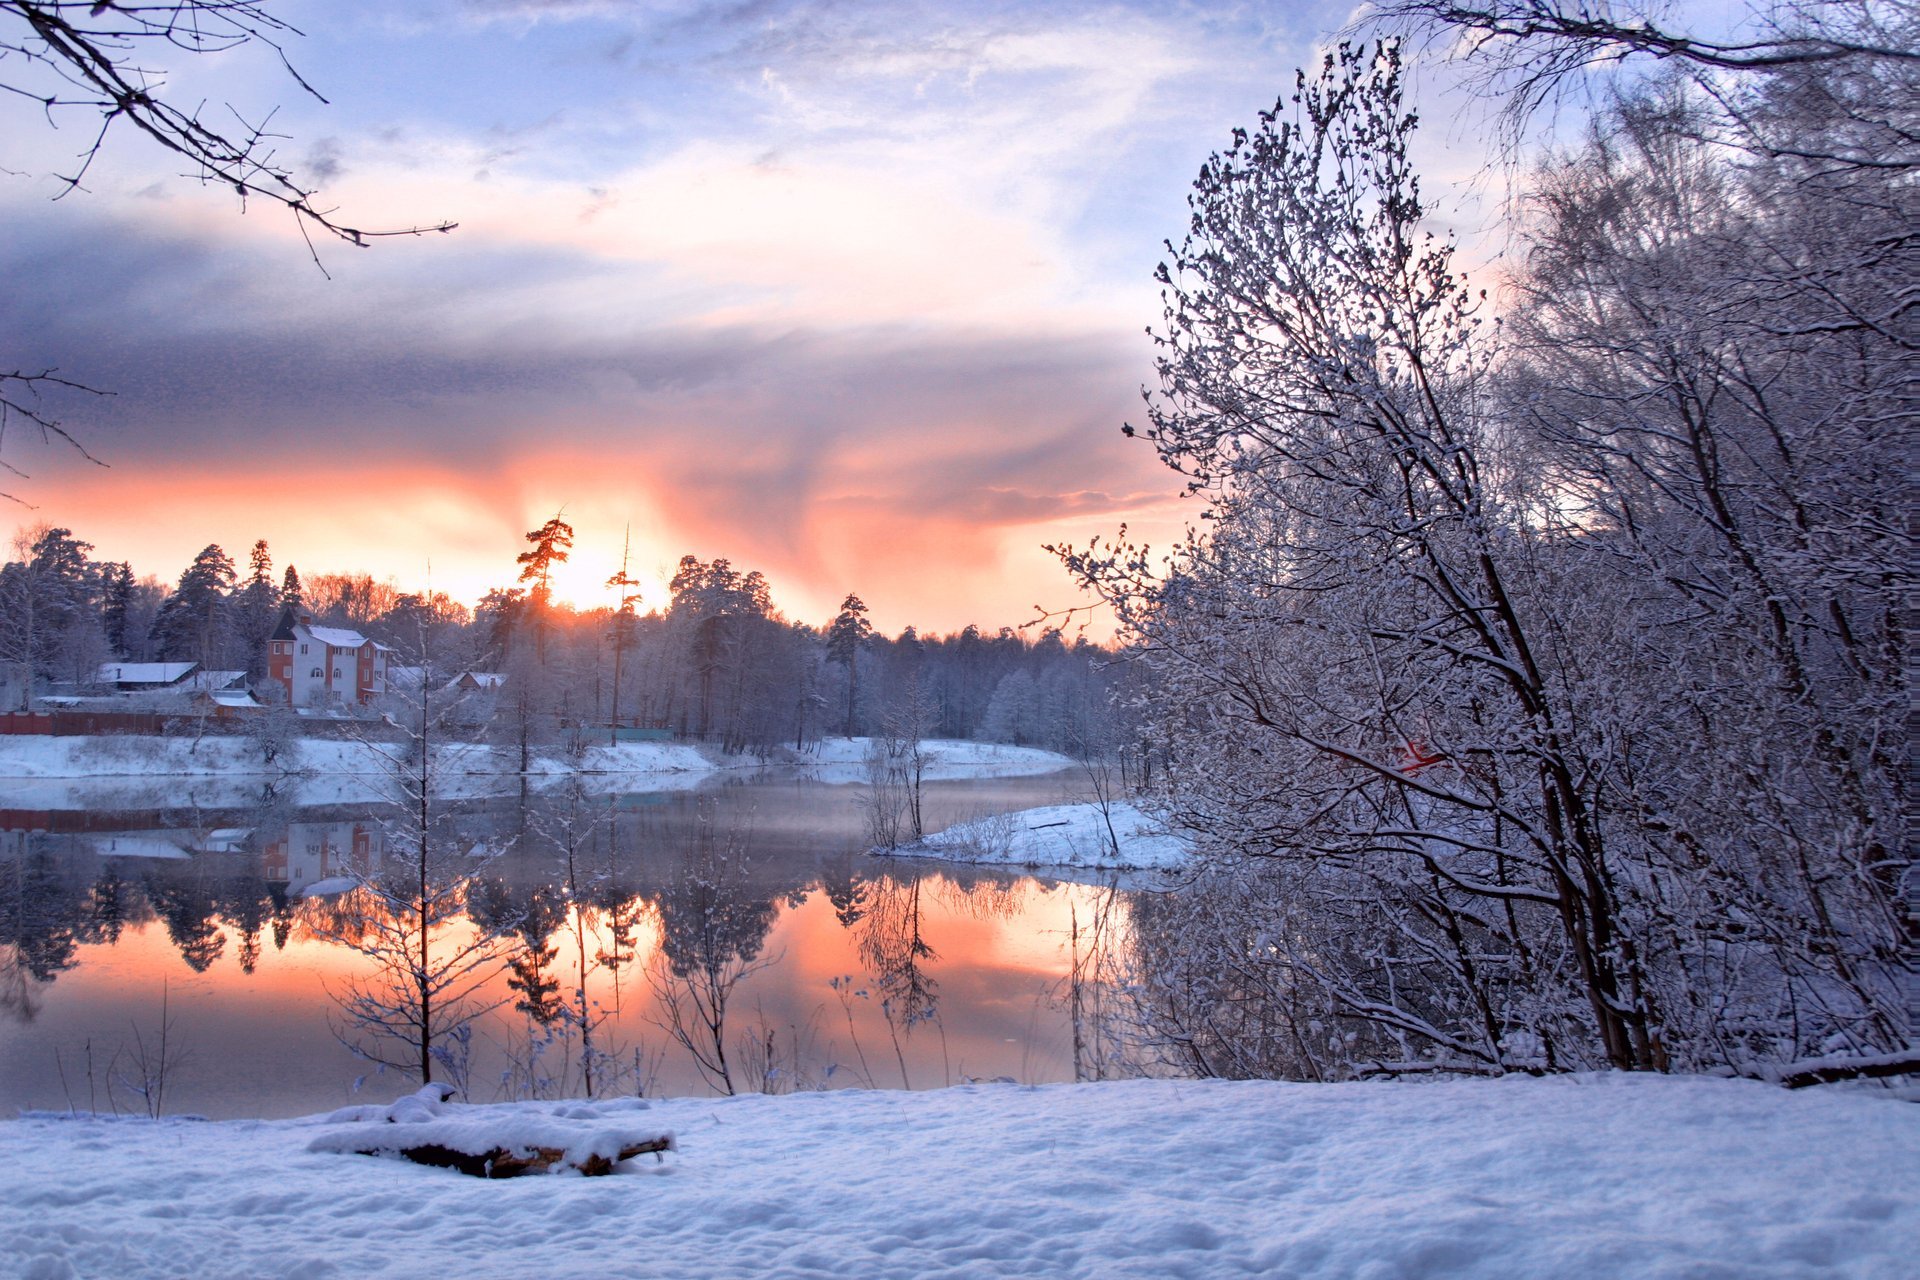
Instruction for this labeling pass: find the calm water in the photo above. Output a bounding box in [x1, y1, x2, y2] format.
[0, 769, 1130, 1119]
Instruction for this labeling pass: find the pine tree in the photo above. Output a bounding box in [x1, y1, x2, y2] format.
[151, 545, 237, 666]
[826, 594, 873, 737]
[101, 561, 134, 657]
[235, 540, 281, 680]
[517, 515, 574, 665]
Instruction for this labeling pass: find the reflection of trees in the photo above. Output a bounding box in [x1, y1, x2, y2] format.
[592, 879, 649, 1014]
[857, 872, 940, 1031]
[313, 652, 520, 1091]
[140, 858, 281, 976]
[143, 870, 225, 972]
[933, 872, 1023, 923]
[469, 792, 664, 1098]
[307, 860, 510, 1088]
[1, 854, 84, 995]
[2, 851, 161, 1020]
[546, 793, 640, 1097]
[647, 811, 779, 1095]
[267, 883, 295, 954]
[211, 871, 277, 975]
[820, 853, 869, 929]
[85, 867, 133, 946]
[848, 870, 947, 1087]
[499, 883, 568, 1026]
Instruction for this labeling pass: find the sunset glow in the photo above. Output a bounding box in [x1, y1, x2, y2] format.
[0, 0, 1397, 632]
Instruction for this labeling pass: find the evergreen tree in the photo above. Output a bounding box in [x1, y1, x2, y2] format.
[235, 540, 281, 680]
[517, 515, 574, 664]
[101, 561, 134, 657]
[826, 594, 873, 737]
[151, 545, 237, 666]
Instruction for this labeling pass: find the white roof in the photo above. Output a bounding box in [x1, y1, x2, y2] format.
[96, 662, 198, 685]
[303, 624, 371, 649]
[458, 671, 507, 689]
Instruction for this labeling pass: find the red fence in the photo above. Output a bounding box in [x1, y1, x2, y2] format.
[0, 710, 172, 736]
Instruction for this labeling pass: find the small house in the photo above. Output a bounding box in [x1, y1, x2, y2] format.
[267, 611, 391, 708]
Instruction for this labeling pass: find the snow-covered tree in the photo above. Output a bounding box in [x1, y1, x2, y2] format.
[1065, 38, 1911, 1080]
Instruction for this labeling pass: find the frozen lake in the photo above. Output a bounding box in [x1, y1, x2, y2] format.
[0, 767, 1133, 1119]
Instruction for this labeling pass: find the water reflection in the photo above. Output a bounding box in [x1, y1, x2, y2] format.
[0, 773, 1131, 1118]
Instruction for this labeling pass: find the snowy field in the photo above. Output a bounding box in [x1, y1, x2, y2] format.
[3, 1074, 1913, 1279]
[899, 801, 1191, 871]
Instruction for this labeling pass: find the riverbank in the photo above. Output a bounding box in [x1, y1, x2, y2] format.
[4, 1073, 1913, 1278]
[0, 735, 1075, 811]
[891, 801, 1192, 872]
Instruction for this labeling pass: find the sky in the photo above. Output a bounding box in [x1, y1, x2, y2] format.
[0, 0, 1507, 634]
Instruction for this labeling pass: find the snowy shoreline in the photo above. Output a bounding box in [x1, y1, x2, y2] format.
[0, 736, 1075, 811]
[887, 801, 1193, 872]
[4, 1073, 1914, 1279]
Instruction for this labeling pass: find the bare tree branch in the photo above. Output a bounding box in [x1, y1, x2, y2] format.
[2, 2, 457, 245]
[0, 367, 110, 505]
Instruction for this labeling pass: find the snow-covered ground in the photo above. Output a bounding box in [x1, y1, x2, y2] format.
[0, 736, 722, 811]
[3, 1074, 1913, 1278]
[896, 801, 1191, 871]
[0, 736, 1075, 814]
[0, 735, 716, 781]
[0, 735, 1068, 788]
[771, 737, 1074, 783]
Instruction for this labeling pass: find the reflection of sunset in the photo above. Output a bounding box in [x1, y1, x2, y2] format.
[2, 772, 1116, 1115]
[3, 851, 1128, 1117]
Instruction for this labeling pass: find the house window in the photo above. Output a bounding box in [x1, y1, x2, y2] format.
[299, 644, 309, 655]
[311, 668, 323, 678]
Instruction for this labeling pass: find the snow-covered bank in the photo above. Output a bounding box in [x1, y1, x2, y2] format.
[0, 735, 1075, 814]
[4, 1074, 1914, 1279]
[770, 737, 1073, 783]
[0, 736, 721, 811]
[0, 735, 717, 781]
[896, 801, 1191, 871]
[0, 735, 1067, 785]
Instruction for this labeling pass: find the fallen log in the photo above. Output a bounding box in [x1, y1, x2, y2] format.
[356, 1135, 674, 1178]
[1778, 1050, 1920, 1090]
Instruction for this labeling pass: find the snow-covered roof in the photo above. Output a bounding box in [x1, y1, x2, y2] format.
[303, 624, 371, 649]
[456, 671, 507, 689]
[186, 669, 248, 692]
[95, 662, 198, 686]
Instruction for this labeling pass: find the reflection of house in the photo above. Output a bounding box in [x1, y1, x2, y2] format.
[267, 611, 391, 707]
[451, 671, 506, 692]
[259, 819, 384, 893]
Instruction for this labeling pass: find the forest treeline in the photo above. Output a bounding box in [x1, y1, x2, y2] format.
[0, 522, 1123, 756]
